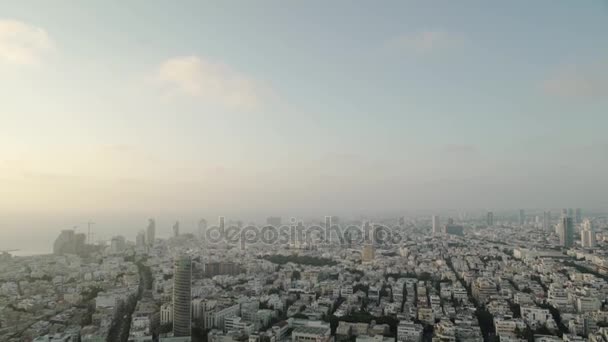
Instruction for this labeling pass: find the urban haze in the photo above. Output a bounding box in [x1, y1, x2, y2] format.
[1, 2, 608, 342]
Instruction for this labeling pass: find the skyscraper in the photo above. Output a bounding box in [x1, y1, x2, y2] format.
[432, 215, 440, 234]
[487, 212, 494, 227]
[136, 230, 146, 250]
[53, 229, 86, 256]
[146, 218, 156, 247]
[575, 208, 582, 224]
[558, 217, 574, 248]
[543, 211, 551, 231]
[519, 209, 525, 226]
[581, 219, 596, 248]
[173, 256, 192, 337]
[562, 209, 568, 218]
[198, 219, 207, 240]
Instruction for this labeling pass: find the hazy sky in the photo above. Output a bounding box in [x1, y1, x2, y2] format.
[1, 1, 608, 249]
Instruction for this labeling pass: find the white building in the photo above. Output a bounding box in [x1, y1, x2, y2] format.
[161, 303, 173, 325]
[397, 321, 423, 342]
[521, 306, 552, 328]
[292, 326, 332, 342]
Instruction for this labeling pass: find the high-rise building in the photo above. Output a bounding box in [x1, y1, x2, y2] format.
[198, 219, 207, 240]
[575, 208, 582, 224]
[173, 221, 180, 238]
[486, 212, 494, 227]
[53, 230, 86, 256]
[432, 215, 440, 234]
[568, 208, 574, 219]
[266, 216, 282, 227]
[558, 217, 574, 248]
[110, 236, 127, 254]
[173, 256, 192, 337]
[519, 209, 525, 226]
[136, 230, 146, 249]
[543, 211, 551, 231]
[581, 219, 596, 248]
[562, 209, 568, 218]
[399, 216, 405, 227]
[146, 219, 156, 247]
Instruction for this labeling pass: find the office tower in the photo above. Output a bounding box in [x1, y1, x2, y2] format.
[581, 219, 596, 248]
[173, 256, 192, 337]
[173, 221, 180, 238]
[266, 216, 282, 227]
[432, 215, 440, 234]
[575, 208, 582, 224]
[543, 211, 551, 231]
[110, 236, 126, 254]
[136, 230, 146, 249]
[562, 209, 568, 218]
[447, 218, 454, 225]
[519, 209, 525, 226]
[568, 208, 574, 219]
[399, 216, 405, 227]
[53, 229, 86, 256]
[558, 217, 574, 248]
[198, 219, 207, 240]
[146, 219, 156, 247]
[487, 212, 494, 227]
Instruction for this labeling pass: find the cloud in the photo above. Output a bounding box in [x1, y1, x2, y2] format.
[0, 19, 53, 65]
[542, 63, 608, 99]
[385, 30, 465, 54]
[155, 55, 271, 110]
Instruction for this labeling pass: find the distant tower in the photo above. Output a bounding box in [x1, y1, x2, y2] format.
[575, 208, 582, 224]
[146, 219, 156, 247]
[558, 217, 574, 248]
[568, 208, 574, 219]
[486, 212, 494, 227]
[562, 209, 568, 218]
[519, 209, 525, 226]
[173, 256, 192, 337]
[432, 216, 440, 234]
[399, 217, 405, 227]
[198, 219, 207, 240]
[173, 221, 180, 238]
[136, 230, 146, 249]
[543, 211, 551, 231]
[581, 219, 596, 248]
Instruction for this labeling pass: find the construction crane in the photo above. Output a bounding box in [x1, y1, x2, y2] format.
[73, 221, 95, 245]
[74, 222, 95, 244]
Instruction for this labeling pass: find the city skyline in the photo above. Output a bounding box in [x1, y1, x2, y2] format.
[2, 2, 608, 341]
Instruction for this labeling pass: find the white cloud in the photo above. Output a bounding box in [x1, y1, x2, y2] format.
[0, 19, 53, 65]
[542, 63, 608, 99]
[386, 30, 464, 54]
[155, 55, 271, 110]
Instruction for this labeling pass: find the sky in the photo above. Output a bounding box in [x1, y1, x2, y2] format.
[1, 1, 607, 252]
